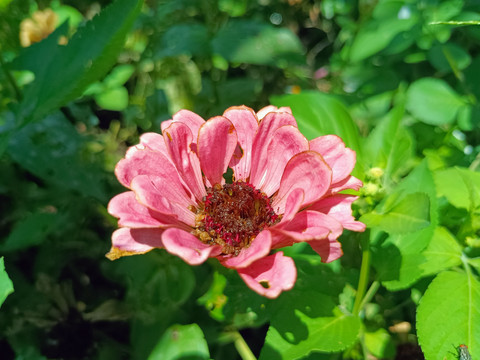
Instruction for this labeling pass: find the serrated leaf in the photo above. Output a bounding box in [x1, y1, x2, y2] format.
[420, 227, 463, 276]
[0, 257, 14, 308]
[417, 271, 480, 360]
[148, 323, 210, 360]
[435, 167, 480, 210]
[406, 78, 466, 125]
[260, 291, 360, 360]
[13, 0, 142, 124]
[361, 192, 430, 234]
[271, 91, 364, 178]
[371, 160, 439, 290]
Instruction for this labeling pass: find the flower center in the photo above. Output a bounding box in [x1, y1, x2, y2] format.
[193, 181, 280, 255]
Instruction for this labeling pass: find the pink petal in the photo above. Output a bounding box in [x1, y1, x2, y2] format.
[308, 238, 343, 263]
[256, 105, 292, 120]
[237, 252, 296, 299]
[329, 175, 363, 194]
[280, 188, 305, 224]
[163, 122, 206, 202]
[161, 110, 205, 142]
[108, 191, 184, 228]
[258, 125, 309, 196]
[139, 133, 170, 156]
[250, 112, 298, 188]
[272, 151, 332, 214]
[310, 135, 356, 184]
[162, 228, 222, 265]
[270, 210, 343, 249]
[106, 227, 164, 260]
[309, 195, 366, 232]
[115, 147, 172, 189]
[224, 106, 258, 181]
[198, 116, 238, 186]
[131, 175, 196, 226]
[220, 230, 272, 269]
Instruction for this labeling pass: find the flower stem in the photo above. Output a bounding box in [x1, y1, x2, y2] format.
[353, 231, 371, 316]
[233, 331, 257, 360]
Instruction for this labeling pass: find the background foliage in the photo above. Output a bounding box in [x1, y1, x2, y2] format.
[1, 0, 480, 359]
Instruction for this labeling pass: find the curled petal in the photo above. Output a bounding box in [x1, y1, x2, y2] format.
[163, 122, 206, 201]
[279, 188, 304, 224]
[250, 111, 298, 188]
[162, 228, 222, 265]
[139, 133, 170, 156]
[310, 135, 356, 184]
[131, 175, 196, 226]
[256, 106, 292, 120]
[308, 238, 343, 263]
[161, 109, 205, 142]
[272, 151, 332, 214]
[108, 191, 184, 228]
[115, 148, 172, 189]
[224, 106, 258, 181]
[329, 175, 363, 194]
[106, 228, 164, 260]
[220, 230, 272, 269]
[259, 125, 309, 196]
[309, 195, 366, 232]
[237, 252, 297, 299]
[198, 116, 238, 186]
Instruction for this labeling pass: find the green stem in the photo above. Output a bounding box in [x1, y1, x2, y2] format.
[233, 331, 257, 360]
[353, 231, 371, 316]
[359, 280, 380, 311]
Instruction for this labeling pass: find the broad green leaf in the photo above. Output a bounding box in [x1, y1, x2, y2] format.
[0, 212, 65, 252]
[428, 43, 471, 73]
[211, 19, 305, 67]
[347, 2, 418, 62]
[371, 160, 439, 290]
[13, 0, 142, 124]
[260, 291, 360, 359]
[271, 91, 364, 177]
[0, 257, 14, 308]
[364, 102, 413, 181]
[417, 271, 480, 360]
[406, 78, 466, 125]
[364, 328, 395, 359]
[435, 167, 480, 210]
[7, 114, 107, 200]
[361, 192, 430, 234]
[148, 324, 210, 360]
[154, 23, 210, 59]
[420, 227, 462, 276]
[95, 86, 129, 111]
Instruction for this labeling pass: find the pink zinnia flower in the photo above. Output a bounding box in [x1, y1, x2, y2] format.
[107, 105, 365, 298]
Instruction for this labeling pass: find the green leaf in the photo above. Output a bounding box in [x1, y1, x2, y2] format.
[148, 324, 210, 360]
[420, 227, 463, 276]
[364, 102, 413, 181]
[428, 43, 471, 73]
[260, 291, 360, 359]
[270, 91, 364, 177]
[417, 271, 480, 360]
[154, 23, 210, 59]
[361, 192, 430, 234]
[95, 86, 129, 111]
[211, 19, 305, 67]
[0, 257, 14, 308]
[13, 0, 142, 124]
[364, 328, 396, 359]
[406, 78, 466, 125]
[0, 212, 65, 252]
[103, 64, 135, 88]
[435, 167, 480, 210]
[371, 160, 439, 290]
[7, 114, 107, 200]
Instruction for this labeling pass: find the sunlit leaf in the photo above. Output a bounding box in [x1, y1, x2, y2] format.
[0, 257, 14, 308]
[417, 271, 480, 360]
